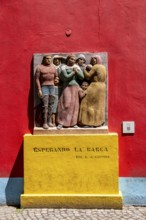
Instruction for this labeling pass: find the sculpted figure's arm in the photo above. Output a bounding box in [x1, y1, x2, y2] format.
[60, 68, 75, 81]
[73, 67, 84, 80]
[84, 64, 106, 82]
[35, 66, 43, 98]
[83, 65, 97, 80]
[78, 89, 87, 99]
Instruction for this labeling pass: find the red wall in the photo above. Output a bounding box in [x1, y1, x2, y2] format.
[0, 0, 146, 177]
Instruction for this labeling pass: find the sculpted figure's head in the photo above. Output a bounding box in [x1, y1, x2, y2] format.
[53, 55, 62, 66]
[66, 54, 76, 66]
[76, 54, 86, 66]
[81, 81, 89, 91]
[90, 55, 102, 66]
[42, 55, 52, 66]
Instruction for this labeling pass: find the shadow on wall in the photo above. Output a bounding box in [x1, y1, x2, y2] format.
[5, 58, 34, 206]
[28, 58, 34, 133]
[5, 143, 24, 207]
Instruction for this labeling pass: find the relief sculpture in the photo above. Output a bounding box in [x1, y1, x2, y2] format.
[34, 52, 108, 130]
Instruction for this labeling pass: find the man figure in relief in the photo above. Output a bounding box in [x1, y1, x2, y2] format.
[35, 55, 57, 129]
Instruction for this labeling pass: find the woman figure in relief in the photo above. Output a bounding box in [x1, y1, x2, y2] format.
[57, 54, 84, 129]
[78, 55, 106, 127]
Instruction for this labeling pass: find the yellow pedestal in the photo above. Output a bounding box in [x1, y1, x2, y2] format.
[21, 133, 122, 208]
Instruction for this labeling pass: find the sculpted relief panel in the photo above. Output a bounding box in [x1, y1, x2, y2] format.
[33, 53, 108, 130]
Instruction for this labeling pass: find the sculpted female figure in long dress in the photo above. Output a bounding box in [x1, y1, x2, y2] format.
[57, 54, 84, 129]
[78, 55, 106, 127]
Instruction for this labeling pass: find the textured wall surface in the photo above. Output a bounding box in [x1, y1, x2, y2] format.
[0, 0, 146, 182]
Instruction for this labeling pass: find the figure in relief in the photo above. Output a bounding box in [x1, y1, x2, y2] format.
[78, 55, 106, 127]
[51, 76, 62, 126]
[76, 54, 86, 72]
[57, 54, 84, 129]
[51, 55, 66, 126]
[35, 55, 57, 129]
[52, 55, 66, 76]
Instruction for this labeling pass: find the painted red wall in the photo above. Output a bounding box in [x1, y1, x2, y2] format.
[0, 0, 146, 177]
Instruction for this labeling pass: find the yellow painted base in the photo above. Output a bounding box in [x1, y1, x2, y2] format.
[21, 193, 122, 209]
[21, 133, 122, 208]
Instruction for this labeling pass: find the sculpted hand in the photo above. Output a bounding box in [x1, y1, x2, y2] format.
[73, 67, 78, 74]
[38, 89, 43, 98]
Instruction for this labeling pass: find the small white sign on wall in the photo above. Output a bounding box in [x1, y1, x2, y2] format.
[122, 121, 135, 134]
